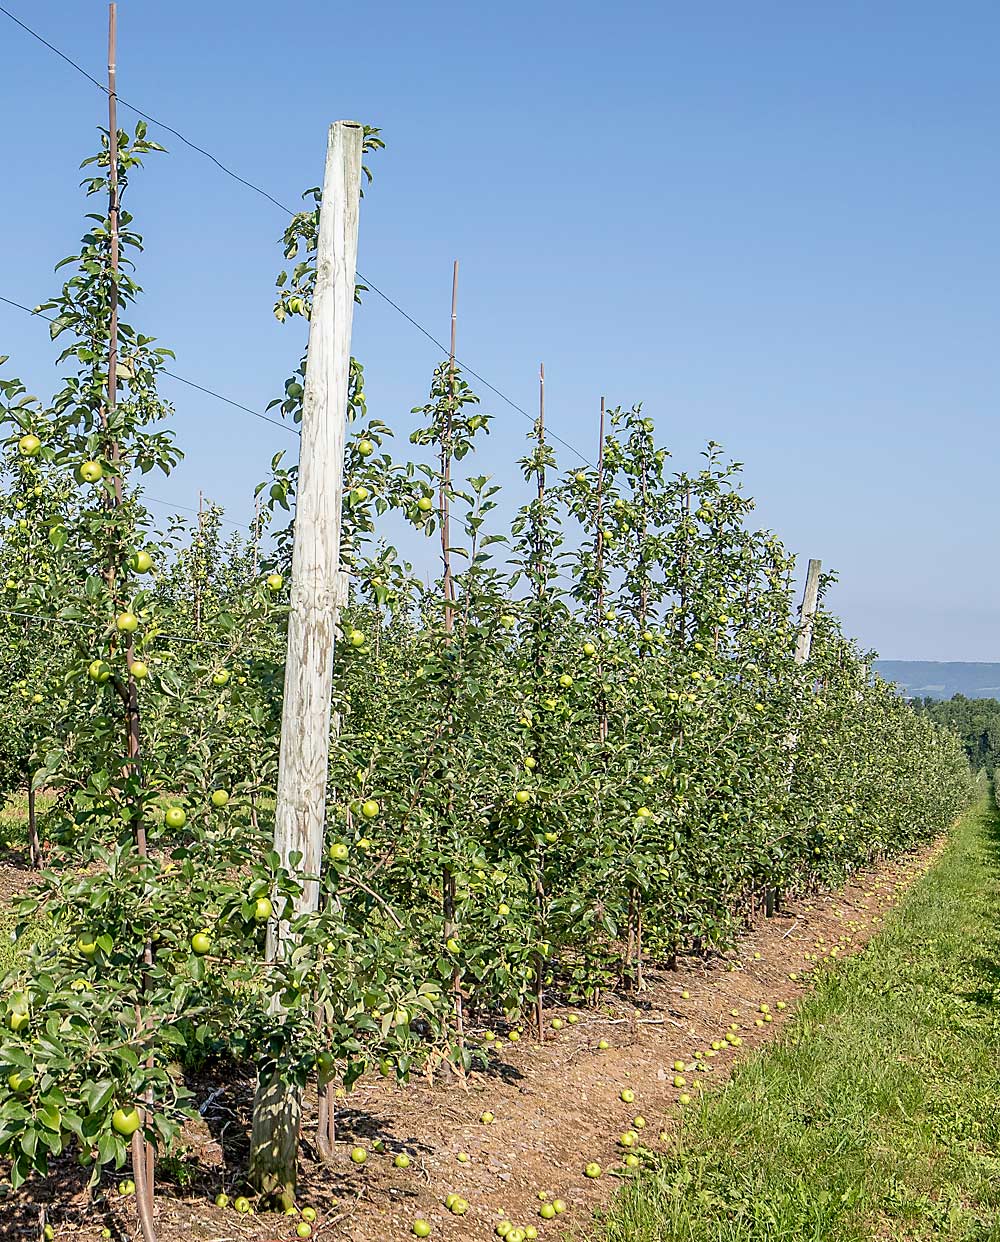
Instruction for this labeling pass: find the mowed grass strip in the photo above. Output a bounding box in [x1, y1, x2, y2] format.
[0, 789, 56, 976]
[599, 795, 1000, 1242]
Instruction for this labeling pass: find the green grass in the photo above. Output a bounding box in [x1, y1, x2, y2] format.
[0, 789, 31, 851]
[0, 908, 15, 979]
[599, 795, 1000, 1242]
[0, 788, 56, 978]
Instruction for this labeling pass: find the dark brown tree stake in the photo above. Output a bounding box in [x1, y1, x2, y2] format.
[441, 259, 466, 1068]
[532, 364, 546, 1040]
[105, 7, 156, 1239]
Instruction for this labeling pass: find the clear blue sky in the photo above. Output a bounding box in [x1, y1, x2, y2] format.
[1, 0, 997, 660]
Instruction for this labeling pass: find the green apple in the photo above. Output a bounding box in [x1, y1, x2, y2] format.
[620, 1088, 635, 1103]
[358, 439, 375, 457]
[111, 1107, 142, 1136]
[7, 1070, 33, 1094]
[539, 1203, 556, 1219]
[361, 799, 380, 819]
[164, 806, 186, 830]
[80, 460, 104, 483]
[514, 790, 530, 805]
[215, 1193, 230, 1208]
[210, 789, 230, 808]
[253, 897, 273, 922]
[480, 1110, 494, 1124]
[115, 612, 139, 634]
[77, 935, 98, 957]
[129, 549, 153, 574]
[266, 573, 284, 592]
[412, 1222, 431, 1238]
[329, 842, 349, 862]
[233, 1197, 251, 1213]
[583, 641, 596, 656]
[585, 1162, 602, 1178]
[130, 660, 148, 680]
[446, 937, 460, 953]
[349, 1146, 367, 1164]
[212, 670, 231, 687]
[88, 660, 111, 684]
[296, 1225, 313, 1239]
[17, 434, 40, 457]
[417, 496, 433, 513]
[394, 1152, 411, 1169]
[191, 932, 212, 956]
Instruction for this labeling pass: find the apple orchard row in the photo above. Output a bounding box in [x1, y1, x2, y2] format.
[0, 122, 973, 1212]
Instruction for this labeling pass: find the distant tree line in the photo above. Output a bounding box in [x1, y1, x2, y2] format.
[912, 694, 1000, 774]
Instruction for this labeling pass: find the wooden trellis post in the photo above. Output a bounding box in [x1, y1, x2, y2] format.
[250, 119, 363, 1204]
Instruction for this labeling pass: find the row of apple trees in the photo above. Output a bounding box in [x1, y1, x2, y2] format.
[0, 121, 973, 1223]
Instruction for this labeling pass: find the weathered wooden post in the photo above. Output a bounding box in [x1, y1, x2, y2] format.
[250, 119, 363, 1203]
[795, 559, 822, 666]
[767, 559, 823, 917]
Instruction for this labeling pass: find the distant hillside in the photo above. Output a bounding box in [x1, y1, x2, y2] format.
[875, 661, 1000, 701]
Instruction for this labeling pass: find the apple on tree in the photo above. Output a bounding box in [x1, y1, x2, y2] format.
[88, 660, 111, 684]
[111, 1107, 142, 1136]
